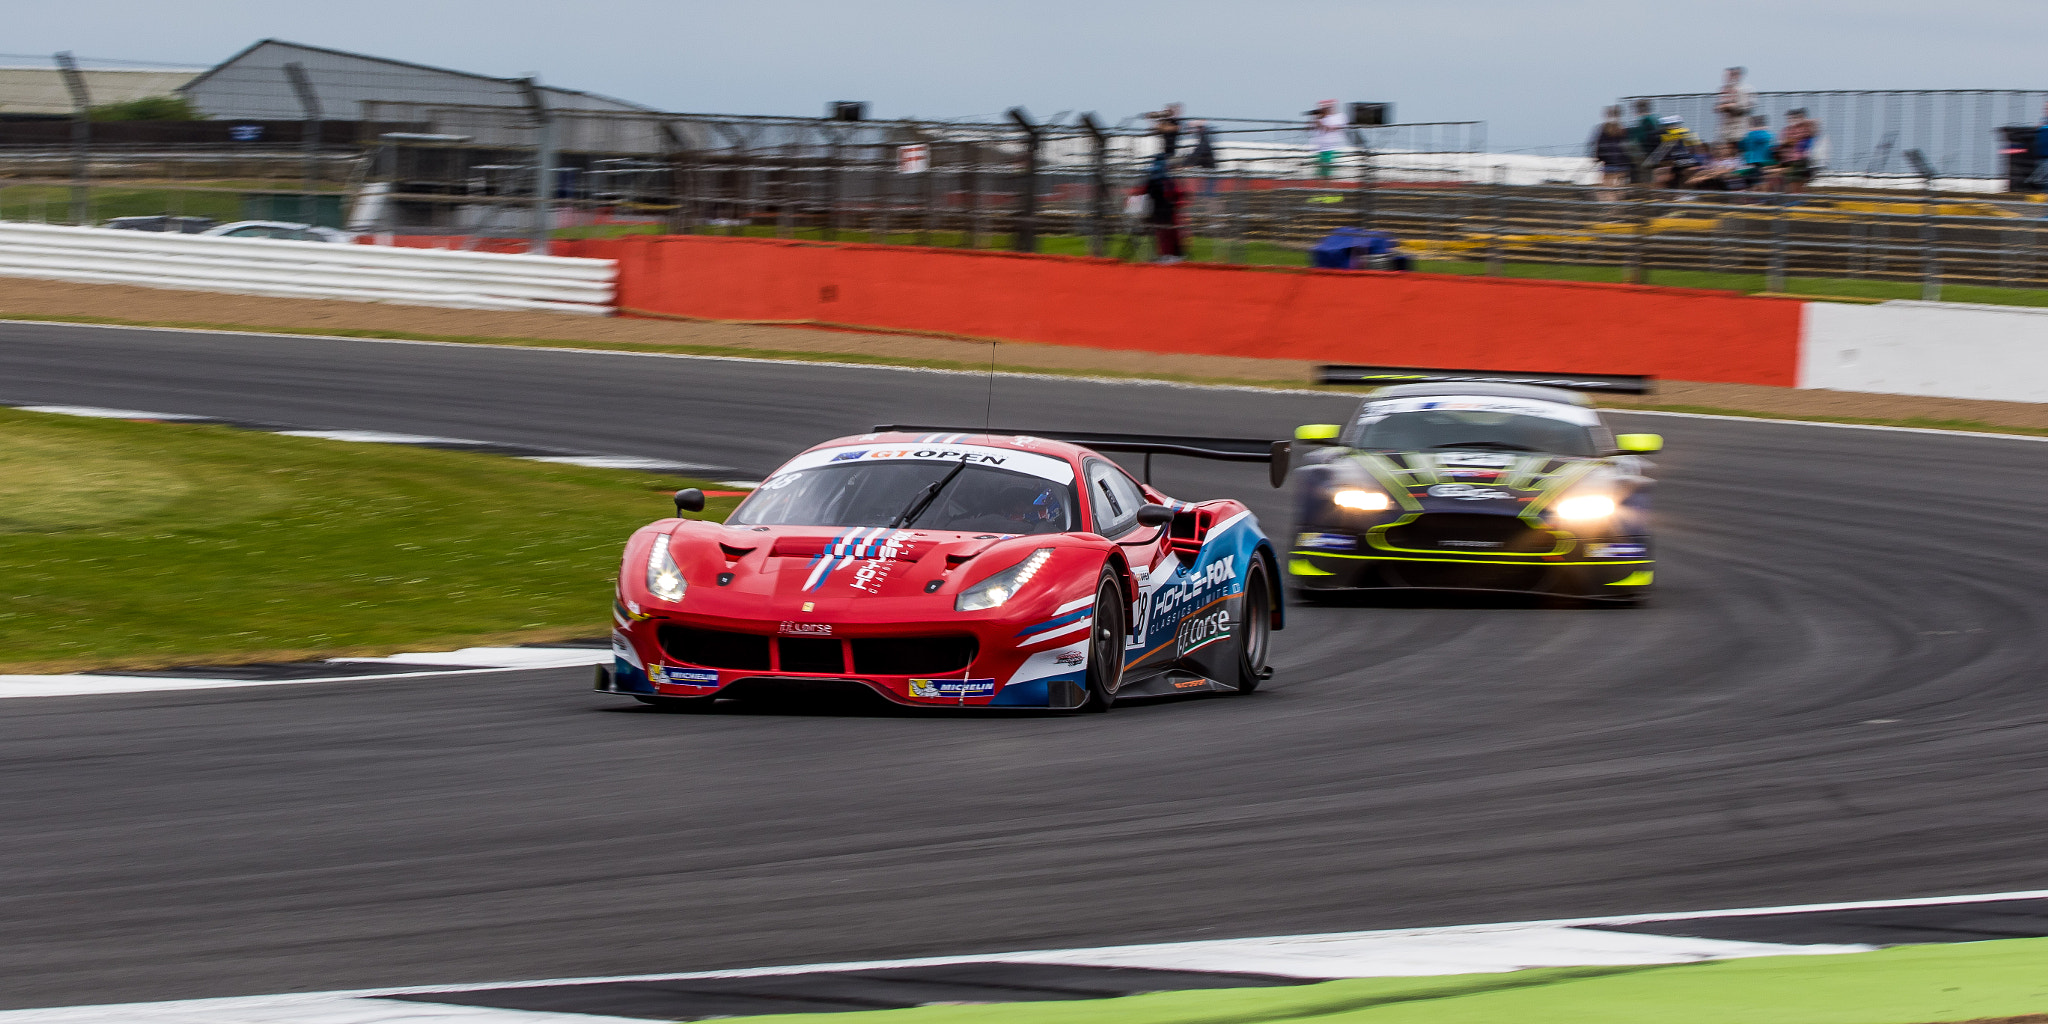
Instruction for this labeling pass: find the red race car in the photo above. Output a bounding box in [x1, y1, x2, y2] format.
[595, 427, 1290, 711]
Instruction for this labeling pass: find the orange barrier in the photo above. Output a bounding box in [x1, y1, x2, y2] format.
[555, 235, 1804, 386]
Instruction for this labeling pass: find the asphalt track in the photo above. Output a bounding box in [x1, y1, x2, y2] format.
[2, 321, 2046, 1009]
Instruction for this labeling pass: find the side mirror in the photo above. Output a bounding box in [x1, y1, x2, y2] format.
[1294, 424, 1342, 445]
[673, 488, 706, 514]
[1135, 503, 1175, 528]
[1615, 433, 1663, 454]
[1270, 440, 1292, 488]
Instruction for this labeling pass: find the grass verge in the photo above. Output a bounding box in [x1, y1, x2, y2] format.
[718, 938, 2048, 1024]
[0, 406, 738, 673]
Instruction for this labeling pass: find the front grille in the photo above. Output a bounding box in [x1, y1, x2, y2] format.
[777, 637, 845, 674]
[1387, 513, 1553, 553]
[1385, 562, 1548, 592]
[658, 625, 771, 670]
[851, 636, 978, 676]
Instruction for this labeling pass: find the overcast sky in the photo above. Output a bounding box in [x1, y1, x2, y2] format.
[10, 0, 2045, 149]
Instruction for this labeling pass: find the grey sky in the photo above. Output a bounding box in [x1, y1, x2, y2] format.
[12, 0, 2045, 149]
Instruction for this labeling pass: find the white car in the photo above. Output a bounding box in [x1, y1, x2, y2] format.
[200, 221, 354, 243]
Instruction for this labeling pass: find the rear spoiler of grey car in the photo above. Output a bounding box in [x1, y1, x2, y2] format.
[872, 424, 1292, 487]
[1316, 365, 1655, 395]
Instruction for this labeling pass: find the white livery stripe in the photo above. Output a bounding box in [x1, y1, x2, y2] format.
[1020, 618, 1091, 646]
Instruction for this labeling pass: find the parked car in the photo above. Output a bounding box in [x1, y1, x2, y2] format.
[199, 221, 354, 243]
[103, 215, 217, 234]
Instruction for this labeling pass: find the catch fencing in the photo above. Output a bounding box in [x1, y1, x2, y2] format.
[0, 221, 615, 312]
[1622, 89, 2048, 182]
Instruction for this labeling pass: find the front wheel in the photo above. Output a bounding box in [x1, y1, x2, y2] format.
[1080, 569, 1127, 712]
[1235, 557, 1273, 693]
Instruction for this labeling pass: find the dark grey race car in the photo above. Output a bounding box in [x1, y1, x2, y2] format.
[1286, 369, 1662, 603]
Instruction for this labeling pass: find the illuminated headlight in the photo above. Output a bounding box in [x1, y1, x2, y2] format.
[645, 533, 686, 602]
[1554, 494, 1618, 521]
[956, 548, 1054, 612]
[1332, 488, 1391, 512]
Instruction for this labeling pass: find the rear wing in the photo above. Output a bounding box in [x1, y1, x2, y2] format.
[872, 424, 1292, 488]
[1316, 365, 1654, 395]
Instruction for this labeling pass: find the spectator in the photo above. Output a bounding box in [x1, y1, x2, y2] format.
[1310, 99, 1347, 180]
[1182, 118, 1219, 198]
[1773, 108, 1821, 193]
[1650, 115, 1706, 188]
[1628, 98, 1661, 181]
[1588, 105, 1632, 201]
[1148, 103, 1183, 159]
[1714, 67, 1756, 143]
[1142, 155, 1186, 263]
[1684, 142, 1747, 192]
[1739, 114, 1776, 189]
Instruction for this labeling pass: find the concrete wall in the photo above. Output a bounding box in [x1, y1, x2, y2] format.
[1800, 300, 2048, 404]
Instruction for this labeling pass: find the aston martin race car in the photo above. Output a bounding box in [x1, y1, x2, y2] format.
[1287, 366, 1661, 602]
[596, 427, 1289, 711]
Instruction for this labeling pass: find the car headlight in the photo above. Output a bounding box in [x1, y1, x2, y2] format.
[645, 533, 686, 602]
[1332, 488, 1391, 512]
[956, 548, 1054, 612]
[1554, 494, 1618, 521]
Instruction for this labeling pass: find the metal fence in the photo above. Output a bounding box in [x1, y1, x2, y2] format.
[1622, 89, 2048, 182]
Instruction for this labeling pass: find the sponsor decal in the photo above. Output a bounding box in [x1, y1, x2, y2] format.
[831, 450, 869, 461]
[1172, 679, 1207, 690]
[1440, 539, 1504, 549]
[1295, 532, 1356, 551]
[1359, 395, 1600, 426]
[802, 528, 920, 592]
[1175, 607, 1233, 656]
[1056, 650, 1086, 667]
[647, 664, 667, 683]
[1437, 452, 1515, 468]
[908, 678, 997, 698]
[1589, 542, 1648, 558]
[1428, 483, 1515, 501]
[801, 601, 815, 612]
[780, 443, 1075, 484]
[610, 630, 645, 670]
[653, 666, 718, 685]
[780, 621, 832, 635]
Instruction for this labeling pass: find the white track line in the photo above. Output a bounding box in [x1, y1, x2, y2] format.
[0, 648, 608, 698]
[7, 317, 2044, 444]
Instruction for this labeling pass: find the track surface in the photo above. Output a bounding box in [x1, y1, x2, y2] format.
[2, 321, 2046, 1009]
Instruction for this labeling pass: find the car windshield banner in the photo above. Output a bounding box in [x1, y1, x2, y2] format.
[775, 443, 1076, 484]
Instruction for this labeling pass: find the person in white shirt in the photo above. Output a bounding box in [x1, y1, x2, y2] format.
[1715, 67, 1756, 144]
[1310, 99, 1347, 180]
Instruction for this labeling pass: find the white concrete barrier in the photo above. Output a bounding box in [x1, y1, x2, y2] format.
[1800, 300, 2048, 405]
[0, 222, 615, 314]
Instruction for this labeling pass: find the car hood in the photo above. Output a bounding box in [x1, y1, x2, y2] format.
[1355, 449, 1609, 515]
[664, 522, 1040, 616]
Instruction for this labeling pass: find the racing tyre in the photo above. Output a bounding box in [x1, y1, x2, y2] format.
[1080, 569, 1126, 712]
[634, 695, 717, 713]
[1235, 556, 1273, 693]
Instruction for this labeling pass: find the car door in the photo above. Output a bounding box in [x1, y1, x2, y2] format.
[1082, 458, 1173, 674]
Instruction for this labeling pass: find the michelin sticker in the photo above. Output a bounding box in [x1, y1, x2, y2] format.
[909, 678, 997, 698]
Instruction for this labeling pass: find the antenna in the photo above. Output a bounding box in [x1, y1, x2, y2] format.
[983, 340, 997, 432]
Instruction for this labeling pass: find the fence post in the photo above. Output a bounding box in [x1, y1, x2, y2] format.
[1078, 113, 1107, 257]
[1485, 164, 1504, 275]
[1353, 129, 1376, 231]
[964, 140, 982, 249]
[516, 78, 555, 255]
[1905, 149, 1940, 301]
[54, 52, 91, 226]
[1007, 108, 1040, 253]
[1766, 191, 1788, 292]
[823, 129, 841, 242]
[1625, 185, 1646, 285]
[1229, 160, 1247, 263]
[282, 63, 324, 227]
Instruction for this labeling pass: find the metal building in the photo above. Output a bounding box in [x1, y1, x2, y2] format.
[0, 67, 199, 116]
[177, 39, 653, 121]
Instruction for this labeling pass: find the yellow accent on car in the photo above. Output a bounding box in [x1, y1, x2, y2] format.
[1294, 423, 1342, 442]
[1289, 558, 1336, 576]
[1616, 433, 1664, 453]
[1607, 570, 1655, 586]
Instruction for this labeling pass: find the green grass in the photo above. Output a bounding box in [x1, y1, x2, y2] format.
[1419, 258, 2048, 307]
[0, 407, 739, 672]
[715, 938, 2048, 1024]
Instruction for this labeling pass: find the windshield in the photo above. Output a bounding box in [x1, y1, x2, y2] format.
[1348, 397, 1602, 457]
[729, 461, 1076, 534]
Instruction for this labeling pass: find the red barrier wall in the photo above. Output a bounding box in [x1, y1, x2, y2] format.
[557, 235, 1803, 386]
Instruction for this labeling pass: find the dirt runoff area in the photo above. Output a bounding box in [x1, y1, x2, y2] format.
[3, 277, 2045, 432]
